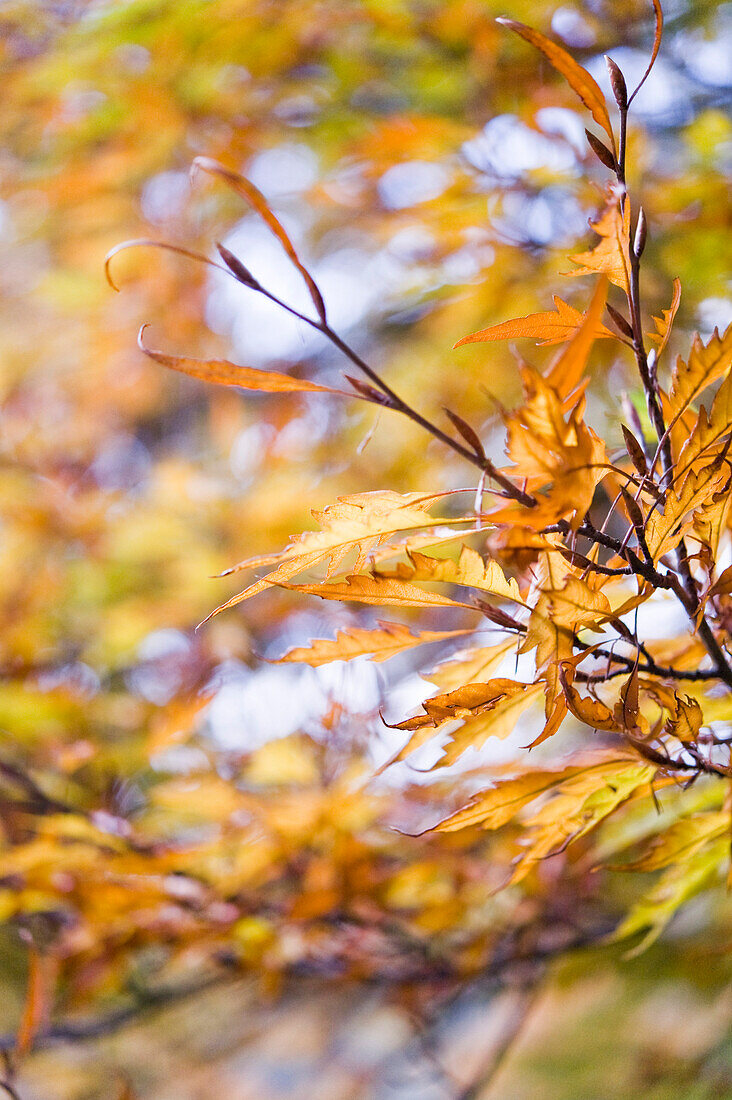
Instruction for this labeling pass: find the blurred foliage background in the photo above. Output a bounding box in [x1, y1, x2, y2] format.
[0, 0, 731, 1096]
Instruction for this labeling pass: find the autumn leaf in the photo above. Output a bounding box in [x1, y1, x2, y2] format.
[379, 545, 525, 605]
[500, 363, 608, 528]
[16, 948, 58, 1056]
[503, 757, 656, 884]
[138, 326, 348, 396]
[628, 0, 664, 106]
[275, 621, 473, 666]
[497, 18, 615, 152]
[435, 752, 649, 835]
[664, 694, 703, 743]
[389, 679, 540, 765]
[454, 295, 613, 348]
[425, 638, 517, 692]
[667, 321, 732, 425]
[207, 491, 476, 618]
[438, 682, 542, 765]
[648, 277, 681, 358]
[566, 198, 632, 293]
[544, 276, 610, 401]
[560, 666, 617, 731]
[277, 572, 478, 610]
[192, 156, 327, 323]
[613, 827, 727, 952]
[645, 460, 729, 562]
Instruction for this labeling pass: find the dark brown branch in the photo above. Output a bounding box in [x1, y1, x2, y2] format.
[240, 276, 537, 508]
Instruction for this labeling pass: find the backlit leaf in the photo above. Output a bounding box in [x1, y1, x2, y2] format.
[648, 277, 681, 358]
[275, 621, 473, 666]
[278, 573, 478, 610]
[567, 198, 632, 293]
[193, 157, 327, 323]
[497, 18, 615, 150]
[138, 327, 348, 396]
[454, 294, 613, 349]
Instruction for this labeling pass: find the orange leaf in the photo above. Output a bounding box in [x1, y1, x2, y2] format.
[454, 294, 613, 349]
[545, 276, 609, 400]
[16, 948, 57, 1056]
[567, 199, 632, 293]
[497, 18, 615, 151]
[559, 666, 617, 731]
[137, 327, 348, 396]
[104, 239, 223, 292]
[648, 277, 681, 358]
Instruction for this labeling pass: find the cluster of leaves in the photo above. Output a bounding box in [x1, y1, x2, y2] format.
[2, 0, 732, 1084]
[112, 0, 732, 959]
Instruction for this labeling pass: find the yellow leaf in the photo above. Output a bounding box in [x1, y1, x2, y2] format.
[439, 682, 542, 765]
[668, 321, 732, 426]
[567, 198, 632, 293]
[392, 680, 539, 764]
[613, 832, 727, 952]
[436, 751, 644, 832]
[648, 277, 681, 358]
[275, 621, 473, 666]
[664, 694, 703, 743]
[646, 462, 729, 562]
[392, 678, 527, 731]
[544, 575, 613, 630]
[209, 490, 472, 617]
[425, 639, 517, 693]
[622, 811, 727, 873]
[502, 367, 607, 528]
[278, 573, 477, 610]
[381, 546, 524, 604]
[505, 758, 656, 883]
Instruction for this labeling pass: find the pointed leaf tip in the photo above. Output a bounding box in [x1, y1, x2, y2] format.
[497, 17, 615, 151]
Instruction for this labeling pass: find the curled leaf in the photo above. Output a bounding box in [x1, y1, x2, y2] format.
[105, 239, 225, 291]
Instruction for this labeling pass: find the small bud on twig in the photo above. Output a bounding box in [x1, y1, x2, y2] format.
[607, 303, 634, 340]
[634, 207, 648, 258]
[345, 375, 393, 407]
[216, 243, 259, 287]
[621, 392, 648, 453]
[605, 56, 628, 111]
[620, 485, 645, 534]
[621, 424, 648, 476]
[585, 129, 616, 172]
[444, 408, 486, 461]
